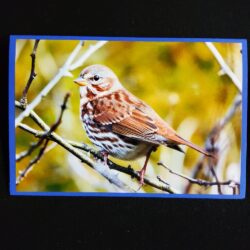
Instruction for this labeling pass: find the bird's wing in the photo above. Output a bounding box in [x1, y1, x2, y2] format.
[92, 90, 163, 144]
[92, 89, 212, 156]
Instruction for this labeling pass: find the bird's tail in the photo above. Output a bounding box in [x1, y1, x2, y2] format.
[167, 133, 213, 157]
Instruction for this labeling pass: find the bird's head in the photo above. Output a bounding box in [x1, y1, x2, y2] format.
[74, 65, 123, 99]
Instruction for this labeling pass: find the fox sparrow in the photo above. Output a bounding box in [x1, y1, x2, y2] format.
[74, 64, 212, 185]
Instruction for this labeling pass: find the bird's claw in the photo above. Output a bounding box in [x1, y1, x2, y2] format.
[136, 169, 146, 191]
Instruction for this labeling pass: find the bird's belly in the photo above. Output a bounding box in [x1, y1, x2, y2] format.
[83, 119, 151, 160]
[96, 137, 150, 160]
[114, 142, 150, 160]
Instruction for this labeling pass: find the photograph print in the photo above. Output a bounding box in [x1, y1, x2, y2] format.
[10, 36, 247, 198]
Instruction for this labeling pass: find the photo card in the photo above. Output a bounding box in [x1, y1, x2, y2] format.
[10, 36, 247, 198]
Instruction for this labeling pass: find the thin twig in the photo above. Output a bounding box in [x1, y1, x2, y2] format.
[16, 103, 136, 192]
[17, 93, 71, 163]
[204, 94, 241, 194]
[16, 93, 70, 185]
[158, 162, 239, 190]
[44, 142, 58, 153]
[208, 160, 222, 194]
[229, 181, 240, 195]
[157, 176, 170, 187]
[15, 40, 108, 127]
[186, 94, 242, 194]
[187, 44, 242, 194]
[16, 102, 178, 193]
[18, 122, 178, 193]
[16, 140, 44, 162]
[205, 42, 242, 92]
[69, 41, 108, 70]
[15, 41, 84, 127]
[16, 139, 50, 185]
[20, 39, 40, 107]
[48, 93, 71, 132]
[184, 157, 205, 193]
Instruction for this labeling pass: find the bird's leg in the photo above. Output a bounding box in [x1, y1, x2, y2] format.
[138, 146, 157, 186]
[99, 150, 109, 166]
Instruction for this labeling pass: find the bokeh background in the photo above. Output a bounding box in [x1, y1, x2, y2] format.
[15, 39, 242, 194]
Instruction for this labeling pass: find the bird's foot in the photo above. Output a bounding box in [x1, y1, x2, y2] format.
[99, 150, 109, 166]
[136, 168, 146, 191]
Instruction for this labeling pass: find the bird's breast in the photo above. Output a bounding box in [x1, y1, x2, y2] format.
[80, 114, 151, 160]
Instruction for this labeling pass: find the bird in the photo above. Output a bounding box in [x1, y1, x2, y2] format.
[74, 64, 212, 185]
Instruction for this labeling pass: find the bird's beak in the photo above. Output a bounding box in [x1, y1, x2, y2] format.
[74, 77, 88, 86]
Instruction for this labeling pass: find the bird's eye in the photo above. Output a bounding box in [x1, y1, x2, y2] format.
[93, 75, 100, 81]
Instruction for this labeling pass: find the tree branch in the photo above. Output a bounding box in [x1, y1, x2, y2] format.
[16, 101, 179, 194]
[205, 42, 242, 93]
[16, 93, 70, 185]
[16, 102, 136, 192]
[185, 94, 242, 194]
[20, 39, 40, 107]
[185, 43, 243, 194]
[158, 162, 240, 193]
[15, 40, 108, 128]
[16, 139, 50, 185]
[15, 41, 83, 127]
[69, 41, 108, 70]
[16, 138, 44, 162]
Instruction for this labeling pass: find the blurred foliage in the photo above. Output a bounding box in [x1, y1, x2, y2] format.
[15, 39, 242, 194]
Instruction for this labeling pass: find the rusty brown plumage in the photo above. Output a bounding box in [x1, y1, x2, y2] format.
[74, 64, 212, 185]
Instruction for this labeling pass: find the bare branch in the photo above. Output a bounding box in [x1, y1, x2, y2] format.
[157, 176, 170, 187]
[69, 41, 108, 70]
[184, 44, 243, 194]
[15, 40, 108, 127]
[205, 42, 242, 92]
[184, 157, 205, 193]
[48, 93, 70, 132]
[16, 93, 71, 163]
[16, 139, 50, 185]
[208, 160, 222, 194]
[20, 39, 40, 107]
[158, 162, 240, 192]
[15, 41, 83, 127]
[186, 93, 242, 194]
[16, 103, 135, 192]
[16, 102, 179, 194]
[16, 93, 70, 185]
[44, 142, 58, 153]
[205, 94, 242, 194]
[16, 140, 44, 162]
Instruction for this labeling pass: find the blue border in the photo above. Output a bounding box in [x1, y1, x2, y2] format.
[9, 35, 248, 199]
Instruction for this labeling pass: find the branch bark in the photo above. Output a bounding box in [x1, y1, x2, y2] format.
[20, 39, 40, 107]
